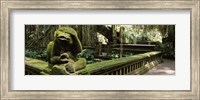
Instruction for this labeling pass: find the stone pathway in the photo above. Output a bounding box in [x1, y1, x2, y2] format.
[145, 59, 175, 75]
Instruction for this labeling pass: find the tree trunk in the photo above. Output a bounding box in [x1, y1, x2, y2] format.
[112, 25, 117, 44]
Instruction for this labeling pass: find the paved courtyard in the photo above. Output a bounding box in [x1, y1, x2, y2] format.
[145, 59, 175, 75]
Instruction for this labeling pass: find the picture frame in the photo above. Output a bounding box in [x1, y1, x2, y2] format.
[1, 0, 199, 99]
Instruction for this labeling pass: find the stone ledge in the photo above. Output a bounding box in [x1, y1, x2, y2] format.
[75, 51, 161, 75]
[25, 51, 162, 75]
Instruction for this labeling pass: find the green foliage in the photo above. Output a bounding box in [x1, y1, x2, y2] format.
[106, 51, 134, 59]
[78, 49, 95, 60]
[108, 53, 119, 59]
[25, 49, 47, 61]
[25, 49, 37, 58]
[78, 49, 98, 64]
[155, 42, 175, 58]
[37, 50, 47, 60]
[155, 42, 164, 50]
[162, 42, 175, 58]
[146, 30, 162, 43]
[78, 49, 136, 64]
[123, 25, 162, 44]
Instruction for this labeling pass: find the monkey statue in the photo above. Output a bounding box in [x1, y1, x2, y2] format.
[47, 27, 86, 75]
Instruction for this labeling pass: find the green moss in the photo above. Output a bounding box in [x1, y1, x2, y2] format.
[25, 57, 49, 74]
[75, 51, 161, 75]
[25, 51, 161, 75]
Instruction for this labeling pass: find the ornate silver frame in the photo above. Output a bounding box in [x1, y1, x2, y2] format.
[1, 0, 199, 99]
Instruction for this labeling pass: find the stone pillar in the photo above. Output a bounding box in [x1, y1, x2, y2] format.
[119, 27, 125, 58]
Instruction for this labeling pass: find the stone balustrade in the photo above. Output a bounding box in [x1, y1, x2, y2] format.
[25, 51, 162, 75]
[75, 51, 162, 75]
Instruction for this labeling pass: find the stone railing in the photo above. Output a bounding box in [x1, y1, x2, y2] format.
[75, 51, 162, 75]
[25, 51, 162, 75]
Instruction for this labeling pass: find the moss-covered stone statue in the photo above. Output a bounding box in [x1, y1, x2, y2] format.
[47, 27, 86, 75]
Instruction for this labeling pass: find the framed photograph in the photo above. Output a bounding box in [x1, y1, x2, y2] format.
[1, 0, 199, 99]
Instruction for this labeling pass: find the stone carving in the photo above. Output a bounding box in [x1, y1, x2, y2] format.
[47, 27, 86, 75]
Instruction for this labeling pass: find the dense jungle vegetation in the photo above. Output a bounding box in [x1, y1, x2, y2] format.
[25, 25, 175, 64]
